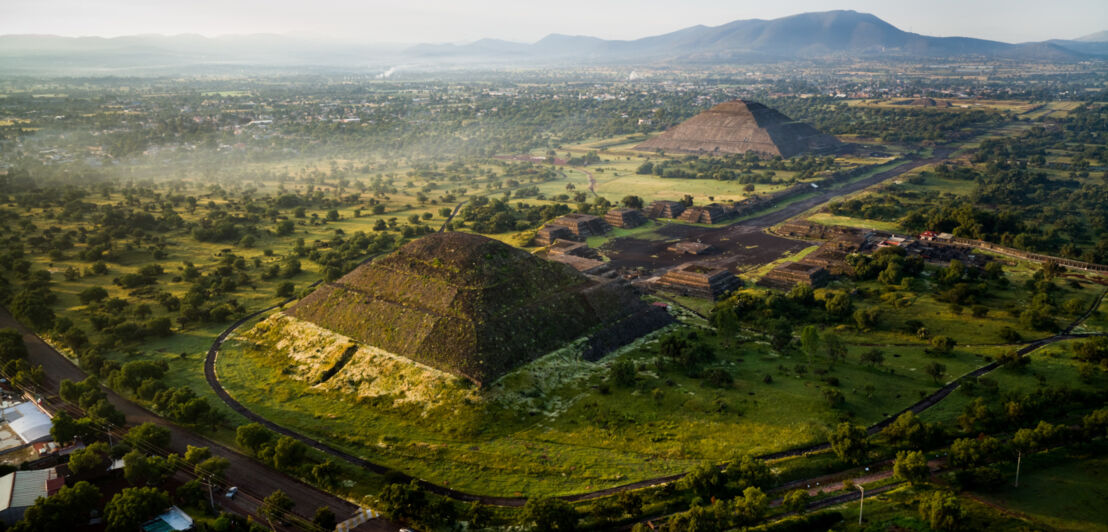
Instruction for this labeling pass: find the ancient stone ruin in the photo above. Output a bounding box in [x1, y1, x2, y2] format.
[286, 232, 671, 386]
[677, 203, 732, 224]
[652, 263, 743, 300]
[760, 261, 830, 289]
[541, 240, 613, 277]
[635, 100, 841, 158]
[645, 200, 686, 219]
[605, 208, 647, 229]
[535, 213, 611, 245]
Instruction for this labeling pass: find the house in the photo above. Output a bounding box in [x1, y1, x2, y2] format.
[0, 468, 63, 525]
[142, 506, 194, 532]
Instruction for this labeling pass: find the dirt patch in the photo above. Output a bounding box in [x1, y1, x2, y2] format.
[600, 224, 809, 272]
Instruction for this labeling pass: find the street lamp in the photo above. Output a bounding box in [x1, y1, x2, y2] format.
[858, 484, 865, 525]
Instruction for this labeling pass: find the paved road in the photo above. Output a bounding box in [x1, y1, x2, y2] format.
[0, 307, 400, 532]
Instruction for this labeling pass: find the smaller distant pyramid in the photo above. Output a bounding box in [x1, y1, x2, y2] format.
[635, 100, 841, 158]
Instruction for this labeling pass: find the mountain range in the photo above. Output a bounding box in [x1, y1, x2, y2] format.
[2, 10, 1105, 74]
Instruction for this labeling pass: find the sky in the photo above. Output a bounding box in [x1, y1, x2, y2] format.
[2, 0, 1106, 44]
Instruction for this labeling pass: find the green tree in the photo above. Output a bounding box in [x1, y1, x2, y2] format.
[800, 325, 820, 363]
[10, 289, 54, 330]
[928, 336, 956, 356]
[235, 423, 272, 454]
[125, 422, 171, 451]
[881, 411, 933, 449]
[680, 463, 726, 499]
[276, 281, 295, 298]
[10, 481, 101, 532]
[893, 450, 930, 485]
[860, 348, 885, 367]
[729, 486, 768, 526]
[122, 450, 170, 486]
[824, 292, 853, 320]
[828, 422, 868, 465]
[924, 361, 947, 383]
[621, 195, 644, 209]
[378, 481, 425, 520]
[823, 331, 847, 364]
[0, 328, 28, 361]
[104, 487, 171, 532]
[609, 358, 637, 387]
[68, 441, 109, 475]
[194, 456, 231, 482]
[184, 445, 212, 465]
[782, 489, 809, 514]
[313, 507, 337, 531]
[78, 286, 109, 304]
[260, 489, 295, 524]
[725, 454, 772, 490]
[522, 497, 578, 532]
[271, 436, 307, 471]
[917, 490, 964, 531]
[1083, 408, 1108, 438]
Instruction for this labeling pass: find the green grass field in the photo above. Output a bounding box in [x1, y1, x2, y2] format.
[969, 451, 1108, 532]
[212, 267, 1100, 498]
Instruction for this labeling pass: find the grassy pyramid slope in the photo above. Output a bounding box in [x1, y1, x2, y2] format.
[286, 232, 671, 385]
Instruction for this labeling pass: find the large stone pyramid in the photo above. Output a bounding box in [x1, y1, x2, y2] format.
[286, 232, 671, 386]
[635, 100, 841, 158]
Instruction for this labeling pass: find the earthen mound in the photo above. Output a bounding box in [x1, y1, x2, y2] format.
[286, 232, 671, 385]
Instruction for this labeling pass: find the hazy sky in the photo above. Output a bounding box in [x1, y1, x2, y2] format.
[3, 0, 1105, 44]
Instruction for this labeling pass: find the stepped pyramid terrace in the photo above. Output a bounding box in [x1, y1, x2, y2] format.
[286, 232, 672, 385]
[635, 99, 842, 158]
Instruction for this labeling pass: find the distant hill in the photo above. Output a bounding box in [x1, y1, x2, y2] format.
[0, 11, 1102, 74]
[1076, 30, 1108, 42]
[401, 10, 1095, 63]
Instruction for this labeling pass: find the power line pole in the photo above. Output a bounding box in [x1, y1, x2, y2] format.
[208, 475, 215, 511]
[1014, 451, 1022, 488]
[858, 485, 865, 525]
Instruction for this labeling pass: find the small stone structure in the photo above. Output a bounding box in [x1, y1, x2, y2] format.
[534, 225, 574, 246]
[547, 239, 601, 259]
[549, 213, 611, 237]
[605, 208, 647, 229]
[653, 263, 742, 300]
[678, 203, 732, 224]
[761, 261, 830, 289]
[667, 241, 714, 255]
[645, 200, 686, 219]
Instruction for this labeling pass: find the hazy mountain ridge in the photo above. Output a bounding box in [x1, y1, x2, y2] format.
[1, 10, 1104, 74]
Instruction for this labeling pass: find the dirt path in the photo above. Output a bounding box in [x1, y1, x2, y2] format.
[438, 200, 466, 232]
[0, 307, 399, 532]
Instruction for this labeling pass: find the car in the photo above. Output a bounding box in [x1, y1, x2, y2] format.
[399, 528, 414, 532]
[225, 487, 238, 499]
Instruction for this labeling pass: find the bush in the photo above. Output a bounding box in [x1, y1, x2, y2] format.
[746, 511, 843, 532]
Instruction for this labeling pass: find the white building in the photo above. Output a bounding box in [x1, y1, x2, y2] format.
[0, 402, 52, 444]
